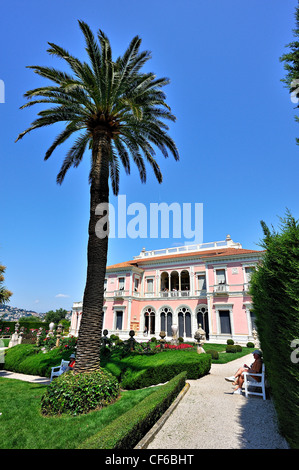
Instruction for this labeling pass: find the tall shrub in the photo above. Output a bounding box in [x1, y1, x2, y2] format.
[250, 211, 299, 448]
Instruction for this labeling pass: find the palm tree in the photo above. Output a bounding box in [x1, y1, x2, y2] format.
[0, 263, 12, 304]
[16, 21, 179, 373]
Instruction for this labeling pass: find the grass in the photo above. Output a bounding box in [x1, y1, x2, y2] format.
[0, 342, 255, 448]
[0, 377, 159, 449]
[203, 344, 256, 363]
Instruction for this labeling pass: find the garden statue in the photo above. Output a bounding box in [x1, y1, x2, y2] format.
[194, 324, 206, 354]
[36, 327, 43, 346]
[159, 331, 166, 349]
[18, 326, 24, 344]
[252, 328, 260, 348]
[129, 329, 136, 351]
[102, 329, 110, 347]
[171, 324, 178, 345]
[8, 330, 19, 348]
[56, 324, 63, 347]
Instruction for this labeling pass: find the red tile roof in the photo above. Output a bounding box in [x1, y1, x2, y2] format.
[106, 247, 263, 271]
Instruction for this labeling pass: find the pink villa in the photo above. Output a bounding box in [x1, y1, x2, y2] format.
[70, 235, 263, 345]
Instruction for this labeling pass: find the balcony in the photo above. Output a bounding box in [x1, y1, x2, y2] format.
[113, 289, 127, 299]
[159, 290, 190, 298]
[213, 284, 229, 295]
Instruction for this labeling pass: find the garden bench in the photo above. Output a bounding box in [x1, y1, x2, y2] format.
[50, 359, 69, 381]
[243, 363, 266, 400]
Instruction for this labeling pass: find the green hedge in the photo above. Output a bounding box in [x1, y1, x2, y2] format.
[119, 351, 211, 389]
[4, 344, 70, 377]
[0, 320, 50, 333]
[78, 372, 187, 449]
[250, 213, 299, 449]
[4, 345, 211, 389]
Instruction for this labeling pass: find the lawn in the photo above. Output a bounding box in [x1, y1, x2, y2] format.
[0, 342, 255, 448]
[0, 377, 159, 449]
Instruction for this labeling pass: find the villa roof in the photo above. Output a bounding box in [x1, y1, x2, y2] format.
[106, 247, 263, 271]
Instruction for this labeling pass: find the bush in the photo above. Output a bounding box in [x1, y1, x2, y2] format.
[206, 349, 219, 360]
[235, 345, 242, 352]
[227, 339, 234, 345]
[41, 368, 120, 416]
[226, 345, 236, 353]
[247, 342, 255, 348]
[4, 343, 73, 377]
[78, 372, 187, 449]
[119, 352, 211, 389]
[250, 212, 299, 448]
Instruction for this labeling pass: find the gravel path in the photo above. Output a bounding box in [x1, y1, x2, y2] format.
[146, 354, 289, 450]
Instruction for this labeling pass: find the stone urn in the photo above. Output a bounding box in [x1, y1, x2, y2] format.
[171, 324, 178, 344]
[48, 322, 55, 337]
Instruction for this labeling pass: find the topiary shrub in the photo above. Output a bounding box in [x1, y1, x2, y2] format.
[246, 342, 255, 348]
[41, 368, 120, 416]
[206, 349, 219, 360]
[227, 339, 234, 345]
[235, 345, 242, 352]
[226, 345, 237, 353]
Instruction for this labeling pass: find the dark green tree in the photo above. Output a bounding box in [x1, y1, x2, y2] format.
[280, 1, 299, 144]
[16, 21, 179, 373]
[44, 308, 68, 325]
[250, 211, 299, 448]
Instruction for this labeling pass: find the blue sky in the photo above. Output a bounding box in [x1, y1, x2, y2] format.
[1, 0, 299, 313]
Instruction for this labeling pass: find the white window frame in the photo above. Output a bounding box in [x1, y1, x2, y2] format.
[214, 303, 234, 336]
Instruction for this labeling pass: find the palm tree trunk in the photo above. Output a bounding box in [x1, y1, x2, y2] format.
[74, 131, 110, 373]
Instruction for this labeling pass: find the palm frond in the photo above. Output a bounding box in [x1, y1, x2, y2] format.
[57, 131, 90, 184]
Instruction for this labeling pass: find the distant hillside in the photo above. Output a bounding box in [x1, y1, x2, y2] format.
[0, 305, 45, 320]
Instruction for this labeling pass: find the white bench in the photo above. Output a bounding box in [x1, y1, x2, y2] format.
[50, 360, 69, 381]
[243, 363, 266, 400]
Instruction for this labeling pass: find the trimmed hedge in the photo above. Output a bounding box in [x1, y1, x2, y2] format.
[4, 344, 70, 377]
[0, 320, 50, 333]
[78, 372, 187, 449]
[102, 349, 211, 389]
[250, 213, 299, 449]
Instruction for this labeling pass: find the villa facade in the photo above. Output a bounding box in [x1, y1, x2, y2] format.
[70, 235, 263, 345]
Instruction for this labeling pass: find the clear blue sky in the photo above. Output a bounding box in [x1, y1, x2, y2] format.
[1, 0, 299, 313]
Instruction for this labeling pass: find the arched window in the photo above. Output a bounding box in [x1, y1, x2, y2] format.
[144, 307, 156, 335]
[196, 305, 209, 339]
[181, 270, 190, 292]
[160, 306, 173, 336]
[177, 306, 192, 338]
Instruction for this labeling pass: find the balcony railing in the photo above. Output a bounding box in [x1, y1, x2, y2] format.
[213, 284, 229, 294]
[103, 284, 252, 298]
[160, 290, 190, 298]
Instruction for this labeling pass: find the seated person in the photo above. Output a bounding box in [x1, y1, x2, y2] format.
[57, 354, 76, 376]
[225, 350, 263, 394]
[66, 353, 76, 371]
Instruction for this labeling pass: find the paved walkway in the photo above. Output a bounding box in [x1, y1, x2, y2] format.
[0, 370, 51, 385]
[141, 354, 289, 450]
[0, 354, 290, 449]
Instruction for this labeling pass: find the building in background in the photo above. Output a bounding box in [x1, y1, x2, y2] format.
[70, 235, 263, 345]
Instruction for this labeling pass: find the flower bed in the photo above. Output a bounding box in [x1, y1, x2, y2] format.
[156, 343, 194, 350]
